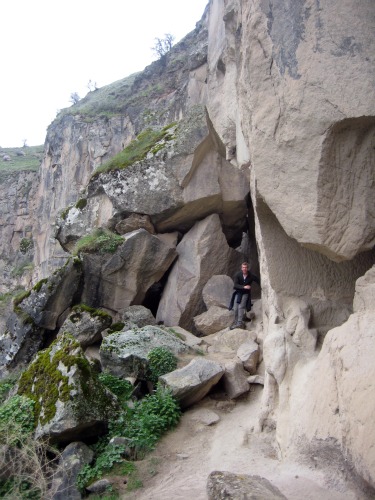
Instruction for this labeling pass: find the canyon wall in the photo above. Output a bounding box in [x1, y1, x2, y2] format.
[204, 0, 375, 489]
[0, 0, 374, 492]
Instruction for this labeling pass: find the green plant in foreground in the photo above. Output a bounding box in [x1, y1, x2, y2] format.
[109, 386, 181, 456]
[0, 375, 18, 404]
[76, 444, 129, 491]
[98, 372, 133, 406]
[147, 347, 177, 385]
[0, 395, 35, 443]
[72, 228, 124, 255]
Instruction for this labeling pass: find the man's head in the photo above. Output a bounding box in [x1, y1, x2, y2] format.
[241, 262, 249, 274]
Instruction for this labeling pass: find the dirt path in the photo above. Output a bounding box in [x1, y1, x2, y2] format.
[121, 385, 363, 500]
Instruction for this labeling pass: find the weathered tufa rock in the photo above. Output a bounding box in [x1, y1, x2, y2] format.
[162, 325, 204, 348]
[247, 375, 265, 386]
[17, 332, 119, 443]
[159, 357, 224, 408]
[52, 442, 94, 500]
[0, 258, 83, 374]
[115, 213, 155, 235]
[59, 304, 112, 347]
[205, 328, 257, 354]
[202, 274, 234, 309]
[121, 305, 156, 328]
[81, 229, 177, 314]
[237, 341, 259, 375]
[0, 312, 44, 375]
[100, 326, 189, 379]
[194, 305, 234, 336]
[156, 214, 242, 331]
[16, 258, 82, 330]
[222, 360, 250, 399]
[207, 471, 287, 499]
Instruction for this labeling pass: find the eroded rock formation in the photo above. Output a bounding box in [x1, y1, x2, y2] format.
[0, 0, 374, 496]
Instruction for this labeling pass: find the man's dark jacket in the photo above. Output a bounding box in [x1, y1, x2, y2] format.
[228, 271, 260, 312]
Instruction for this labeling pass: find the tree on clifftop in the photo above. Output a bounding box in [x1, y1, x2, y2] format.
[152, 33, 175, 58]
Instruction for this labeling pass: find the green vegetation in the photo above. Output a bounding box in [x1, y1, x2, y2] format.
[20, 237, 34, 254]
[147, 347, 177, 385]
[93, 123, 176, 176]
[55, 73, 138, 123]
[33, 278, 48, 292]
[107, 322, 125, 334]
[75, 198, 87, 210]
[76, 444, 131, 491]
[108, 385, 180, 456]
[0, 395, 36, 443]
[13, 289, 31, 309]
[72, 228, 124, 255]
[71, 303, 113, 322]
[11, 262, 34, 277]
[0, 145, 44, 175]
[0, 374, 18, 404]
[98, 372, 133, 405]
[77, 383, 180, 490]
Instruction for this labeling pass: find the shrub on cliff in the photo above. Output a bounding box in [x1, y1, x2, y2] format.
[92, 123, 176, 176]
[72, 228, 124, 255]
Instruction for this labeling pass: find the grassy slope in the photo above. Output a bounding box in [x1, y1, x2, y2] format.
[0, 145, 44, 174]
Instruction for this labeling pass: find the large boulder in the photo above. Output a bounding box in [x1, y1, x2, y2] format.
[59, 304, 112, 347]
[0, 258, 82, 374]
[14, 258, 82, 330]
[193, 306, 234, 336]
[121, 305, 156, 329]
[81, 229, 177, 314]
[52, 442, 94, 500]
[17, 333, 119, 443]
[0, 312, 44, 376]
[207, 471, 287, 500]
[237, 340, 260, 375]
[202, 274, 234, 309]
[222, 360, 250, 399]
[159, 357, 224, 408]
[156, 214, 242, 331]
[205, 328, 257, 355]
[115, 213, 155, 235]
[100, 325, 189, 379]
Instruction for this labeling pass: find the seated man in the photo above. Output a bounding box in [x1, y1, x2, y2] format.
[229, 262, 260, 330]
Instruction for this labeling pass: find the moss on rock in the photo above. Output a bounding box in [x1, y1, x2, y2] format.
[17, 333, 119, 430]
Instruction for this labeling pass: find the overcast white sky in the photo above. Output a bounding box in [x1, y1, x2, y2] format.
[0, 0, 208, 147]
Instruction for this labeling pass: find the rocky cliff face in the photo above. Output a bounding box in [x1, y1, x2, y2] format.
[203, 0, 375, 489]
[0, 0, 374, 494]
[0, 169, 37, 293]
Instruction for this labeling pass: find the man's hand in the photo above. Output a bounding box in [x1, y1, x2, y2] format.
[244, 285, 251, 289]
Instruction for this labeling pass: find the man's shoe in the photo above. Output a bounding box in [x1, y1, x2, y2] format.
[229, 323, 237, 330]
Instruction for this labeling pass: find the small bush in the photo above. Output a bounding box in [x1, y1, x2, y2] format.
[0, 395, 36, 443]
[98, 373, 133, 406]
[19, 238, 34, 254]
[93, 123, 176, 176]
[0, 375, 17, 404]
[72, 228, 124, 255]
[109, 386, 181, 456]
[76, 444, 128, 491]
[147, 347, 177, 385]
[13, 290, 31, 309]
[75, 198, 87, 210]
